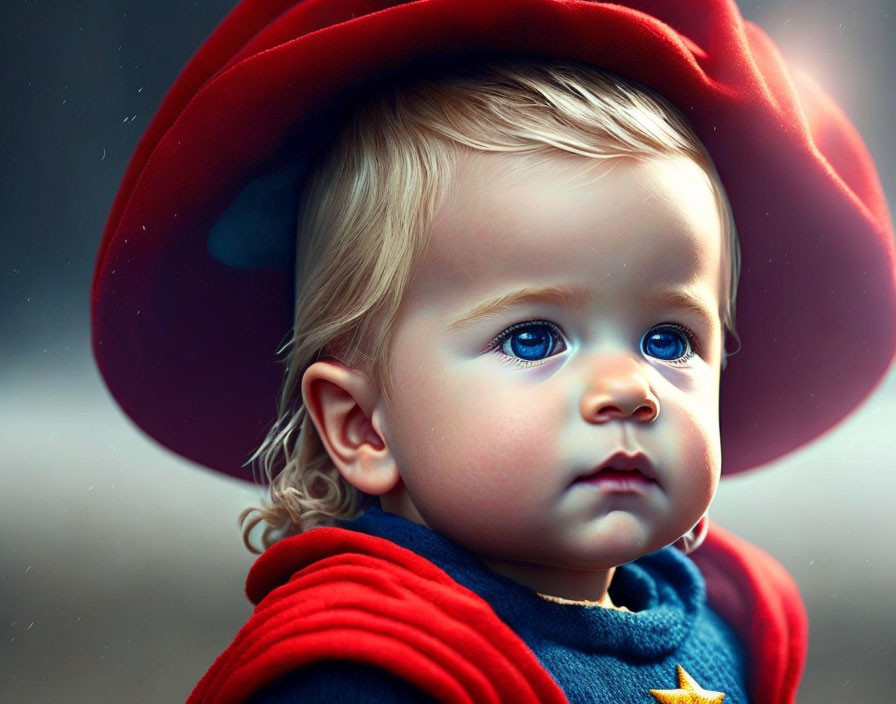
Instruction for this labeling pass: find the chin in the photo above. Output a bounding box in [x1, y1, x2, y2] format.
[587, 526, 690, 567]
[548, 538, 658, 571]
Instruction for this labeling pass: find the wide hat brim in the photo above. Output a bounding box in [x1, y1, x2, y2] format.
[92, 0, 896, 480]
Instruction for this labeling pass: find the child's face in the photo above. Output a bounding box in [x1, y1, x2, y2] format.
[375, 150, 725, 571]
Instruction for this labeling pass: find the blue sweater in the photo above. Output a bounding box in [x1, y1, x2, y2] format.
[250, 507, 748, 703]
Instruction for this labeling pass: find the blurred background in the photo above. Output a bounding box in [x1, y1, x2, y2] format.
[1, 1, 894, 701]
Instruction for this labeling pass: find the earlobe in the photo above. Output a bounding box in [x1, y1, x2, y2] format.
[300, 361, 399, 495]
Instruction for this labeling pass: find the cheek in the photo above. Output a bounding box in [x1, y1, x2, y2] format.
[676, 421, 721, 481]
[388, 366, 563, 499]
[666, 367, 720, 431]
[665, 382, 722, 489]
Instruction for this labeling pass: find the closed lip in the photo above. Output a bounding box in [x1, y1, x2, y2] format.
[573, 450, 658, 485]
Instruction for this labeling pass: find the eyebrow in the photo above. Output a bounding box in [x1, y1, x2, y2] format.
[446, 284, 718, 333]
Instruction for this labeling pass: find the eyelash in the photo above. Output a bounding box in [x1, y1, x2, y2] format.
[486, 320, 700, 368]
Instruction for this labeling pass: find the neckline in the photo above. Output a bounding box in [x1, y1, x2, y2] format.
[535, 591, 630, 611]
[343, 507, 706, 658]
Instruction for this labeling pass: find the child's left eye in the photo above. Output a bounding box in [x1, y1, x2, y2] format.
[640, 323, 698, 363]
[489, 320, 567, 366]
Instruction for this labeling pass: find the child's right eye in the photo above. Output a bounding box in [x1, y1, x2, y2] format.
[489, 320, 568, 366]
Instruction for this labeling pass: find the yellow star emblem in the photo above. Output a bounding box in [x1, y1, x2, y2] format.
[649, 665, 726, 703]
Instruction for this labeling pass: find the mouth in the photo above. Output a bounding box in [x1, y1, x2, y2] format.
[572, 451, 658, 491]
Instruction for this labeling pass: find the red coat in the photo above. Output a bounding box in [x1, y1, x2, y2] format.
[188, 523, 806, 703]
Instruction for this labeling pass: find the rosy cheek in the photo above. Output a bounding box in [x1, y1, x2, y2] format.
[677, 419, 721, 494]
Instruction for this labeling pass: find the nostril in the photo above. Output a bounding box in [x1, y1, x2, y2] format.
[595, 405, 625, 419]
[633, 403, 658, 421]
[592, 403, 657, 422]
[583, 392, 660, 424]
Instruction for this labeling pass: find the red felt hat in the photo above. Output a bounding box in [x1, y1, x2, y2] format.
[92, 0, 896, 481]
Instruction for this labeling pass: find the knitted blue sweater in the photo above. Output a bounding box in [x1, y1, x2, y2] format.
[250, 507, 748, 703]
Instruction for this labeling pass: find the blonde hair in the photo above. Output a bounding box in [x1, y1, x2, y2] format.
[239, 58, 741, 552]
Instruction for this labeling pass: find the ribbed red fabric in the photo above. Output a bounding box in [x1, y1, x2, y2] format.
[692, 523, 808, 704]
[188, 525, 806, 703]
[187, 529, 569, 704]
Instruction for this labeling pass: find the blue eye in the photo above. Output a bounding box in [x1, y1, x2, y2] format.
[641, 324, 697, 363]
[492, 321, 566, 365]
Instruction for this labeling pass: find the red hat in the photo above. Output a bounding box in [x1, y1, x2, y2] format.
[92, 0, 896, 481]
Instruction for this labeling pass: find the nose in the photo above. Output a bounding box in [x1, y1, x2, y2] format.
[580, 356, 659, 424]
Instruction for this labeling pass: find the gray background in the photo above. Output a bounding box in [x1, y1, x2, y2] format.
[2, 1, 894, 702]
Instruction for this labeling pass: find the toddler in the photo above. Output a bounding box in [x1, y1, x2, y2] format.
[92, 1, 896, 702]
[240, 59, 745, 702]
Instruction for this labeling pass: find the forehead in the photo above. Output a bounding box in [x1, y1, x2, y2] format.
[408, 151, 724, 308]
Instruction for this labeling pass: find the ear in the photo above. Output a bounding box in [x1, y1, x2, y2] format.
[300, 360, 399, 495]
